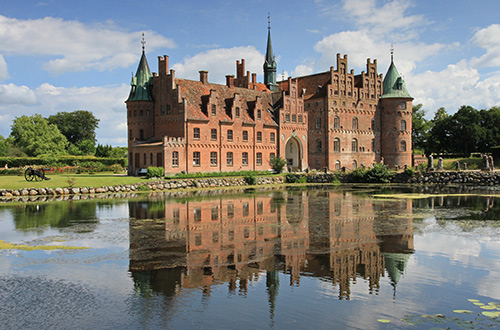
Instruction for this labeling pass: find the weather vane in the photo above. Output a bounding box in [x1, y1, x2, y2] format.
[141, 33, 146, 52]
[390, 44, 394, 61]
[268, 12, 271, 30]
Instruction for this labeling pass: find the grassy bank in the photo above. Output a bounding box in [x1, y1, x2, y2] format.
[0, 173, 146, 190]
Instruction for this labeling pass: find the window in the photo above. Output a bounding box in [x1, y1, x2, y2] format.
[270, 132, 275, 143]
[256, 153, 262, 165]
[173, 209, 180, 224]
[334, 116, 340, 129]
[371, 118, 375, 130]
[139, 129, 144, 140]
[211, 206, 218, 220]
[353, 117, 358, 130]
[228, 230, 234, 241]
[227, 129, 233, 141]
[194, 207, 201, 221]
[211, 129, 217, 140]
[243, 202, 249, 216]
[129, 129, 132, 140]
[193, 151, 200, 166]
[213, 231, 219, 243]
[242, 152, 248, 166]
[334, 138, 340, 152]
[172, 151, 179, 166]
[270, 153, 275, 164]
[400, 140, 407, 152]
[140, 110, 143, 116]
[167, 104, 171, 114]
[226, 152, 233, 165]
[401, 120, 407, 131]
[161, 106, 165, 115]
[372, 139, 375, 152]
[195, 234, 202, 246]
[143, 153, 146, 165]
[335, 160, 341, 170]
[235, 107, 240, 118]
[315, 117, 321, 129]
[211, 104, 216, 115]
[352, 160, 357, 169]
[194, 127, 200, 139]
[257, 132, 262, 142]
[292, 114, 296, 122]
[227, 204, 234, 218]
[243, 130, 248, 142]
[133, 110, 137, 116]
[210, 152, 217, 166]
[257, 202, 263, 214]
[257, 110, 261, 119]
[150, 153, 153, 164]
[298, 115, 303, 123]
[286, 114, 290, 122]
[352, 138, 358, 152]
[316, 139, 322, 152]
[400, 102, 406, 110]
[146, 110, 150, 116]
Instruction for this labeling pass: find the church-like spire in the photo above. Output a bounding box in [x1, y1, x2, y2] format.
[127, 33, 154, 102]
[381, 46, 412, 99]
[263, 14, 278, 92]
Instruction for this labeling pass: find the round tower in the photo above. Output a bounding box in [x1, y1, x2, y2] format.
[379, 53, 413, 169]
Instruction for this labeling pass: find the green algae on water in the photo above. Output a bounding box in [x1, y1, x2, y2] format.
[0, 240, 89, 251]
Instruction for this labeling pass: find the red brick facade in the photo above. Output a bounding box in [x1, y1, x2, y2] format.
[126, 42, 412, 174]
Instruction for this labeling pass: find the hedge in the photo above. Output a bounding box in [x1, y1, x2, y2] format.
[0, 156, 126, 168]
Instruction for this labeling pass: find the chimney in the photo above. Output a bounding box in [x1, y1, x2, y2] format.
[226, 75, 234, 88]
[199, 71, 208, 84]
[252, 73, 257, 84]
[158, 55, 169, 76]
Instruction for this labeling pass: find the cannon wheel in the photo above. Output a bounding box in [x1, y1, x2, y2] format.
[35, 169, 44, 181]
[24, 168, 35, 181]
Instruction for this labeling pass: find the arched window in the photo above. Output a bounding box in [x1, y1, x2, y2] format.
[352, 138, 358, 152]
[400, 140, 407, 152]
[334, 116, 340, 129]
[371, 118, 375, 130]
[334, 138, 340, 152]
[335, 160, 341, 170]
[257, 110, 261, 119]
[235, 107, 240, 117]
[316, 139, 322, 152]
[353, 117, 358, 130]
[401, 120, 407, 131]
[352, 160, 357, 169]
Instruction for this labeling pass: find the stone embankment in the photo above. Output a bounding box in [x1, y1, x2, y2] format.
[0, 176, 284, 202]
[407, 171, 500, 186]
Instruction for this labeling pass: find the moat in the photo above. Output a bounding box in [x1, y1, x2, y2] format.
[1, 185, 500, 329]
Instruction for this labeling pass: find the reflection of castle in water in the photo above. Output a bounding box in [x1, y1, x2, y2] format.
[129, 189, 414, 300]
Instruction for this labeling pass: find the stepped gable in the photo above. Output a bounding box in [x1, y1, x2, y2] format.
[176, 78, 277, 126]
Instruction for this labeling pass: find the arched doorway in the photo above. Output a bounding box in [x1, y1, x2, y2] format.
[285, 137, 301, 170]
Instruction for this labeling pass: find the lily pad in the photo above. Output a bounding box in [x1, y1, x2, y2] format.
[453, 310, 473, 314]
[481, 305, 496, 310]
[468, 299, 480, 302]
[377, 319, 391, 323]
[473, 302, 485, 306]
[482, 311, 500, 318]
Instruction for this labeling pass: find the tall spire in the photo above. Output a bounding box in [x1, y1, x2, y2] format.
[126, 33, 153, 102]
[263, 13, 278, 92]
[381, 46, 412, 99]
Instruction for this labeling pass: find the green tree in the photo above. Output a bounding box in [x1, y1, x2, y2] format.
[427, 107, 451, 154]
[10, 114, 69, 156]
[0, 135, 7, 156]
[95, 144, 113, 157]
[48, 110, 100, 146]
[479, 107, 500, 150]
[411, 104, 432, 153]
[448, 106, 484, 155]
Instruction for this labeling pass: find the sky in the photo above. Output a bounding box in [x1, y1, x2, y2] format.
[1, 0, 500, 146]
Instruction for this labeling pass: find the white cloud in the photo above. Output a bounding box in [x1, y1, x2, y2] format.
[0, 83, 37, 106]
[293, 64, 314, 77]
[470, 24, 500, 68]
[0, 83, 129, 146]
[172, 46, 264, 84]
[0, 15, 175, 74]
[0, 54, 8, 81]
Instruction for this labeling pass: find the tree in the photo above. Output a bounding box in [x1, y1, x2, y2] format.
[48, 110, 100, 146]
[427, 107, 452, 154]
[10, 114, 69, 156]
[411, 104, 432, 153]
[0, 135, 7, 157]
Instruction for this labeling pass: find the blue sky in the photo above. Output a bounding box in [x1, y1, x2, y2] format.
[1, 0, 500, 146]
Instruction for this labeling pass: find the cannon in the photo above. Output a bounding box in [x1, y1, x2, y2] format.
[24, 167, 50, 182]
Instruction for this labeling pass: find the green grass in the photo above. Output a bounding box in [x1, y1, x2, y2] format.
[0, 173, 148, 190]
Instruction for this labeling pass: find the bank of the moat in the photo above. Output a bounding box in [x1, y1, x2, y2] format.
[1, 171, 500, 203]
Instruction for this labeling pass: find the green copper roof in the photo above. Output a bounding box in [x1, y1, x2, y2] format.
[127, 51, 153, 102]
[265, 29, 276, 67]
[383, 252, 411, 286]
[381, 61, 412, 99]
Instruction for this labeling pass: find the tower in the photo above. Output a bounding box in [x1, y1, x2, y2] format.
[263, 16, 278, 92]
[379, 48, 413, 168]
[126, 34, 155, 173]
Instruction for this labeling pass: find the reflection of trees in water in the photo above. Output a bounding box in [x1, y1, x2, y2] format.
[11, 201, 98, 231]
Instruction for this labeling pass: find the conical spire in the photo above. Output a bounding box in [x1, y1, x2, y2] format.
[263, 14, 278, 92]
[127, 34, 153, 102]
[381, 47, 412, 99]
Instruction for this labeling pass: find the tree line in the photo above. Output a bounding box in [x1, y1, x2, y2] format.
[0, 111, 126, 158]
[412, 104, 500, 156]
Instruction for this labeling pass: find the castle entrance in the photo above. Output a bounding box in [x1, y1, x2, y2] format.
[285, 137, 301, 170]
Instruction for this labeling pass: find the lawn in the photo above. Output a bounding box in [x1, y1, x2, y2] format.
[0, 173, 149, 190]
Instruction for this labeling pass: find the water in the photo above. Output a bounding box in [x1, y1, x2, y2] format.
[1, 185, 500, 329]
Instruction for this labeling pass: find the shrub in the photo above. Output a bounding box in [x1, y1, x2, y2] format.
[110, 164, 123, 174]
[136, 185, 150, 191]
[403, 167, 415, 177]
[285, 173, 307, 183]
[244, 174, 257, 185]
[271, 155, 287, 173]
[364, 163, 392, 183]
[147, 167, 164, 179]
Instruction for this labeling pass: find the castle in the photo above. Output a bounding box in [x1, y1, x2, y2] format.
[126, 28, 413, 175]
